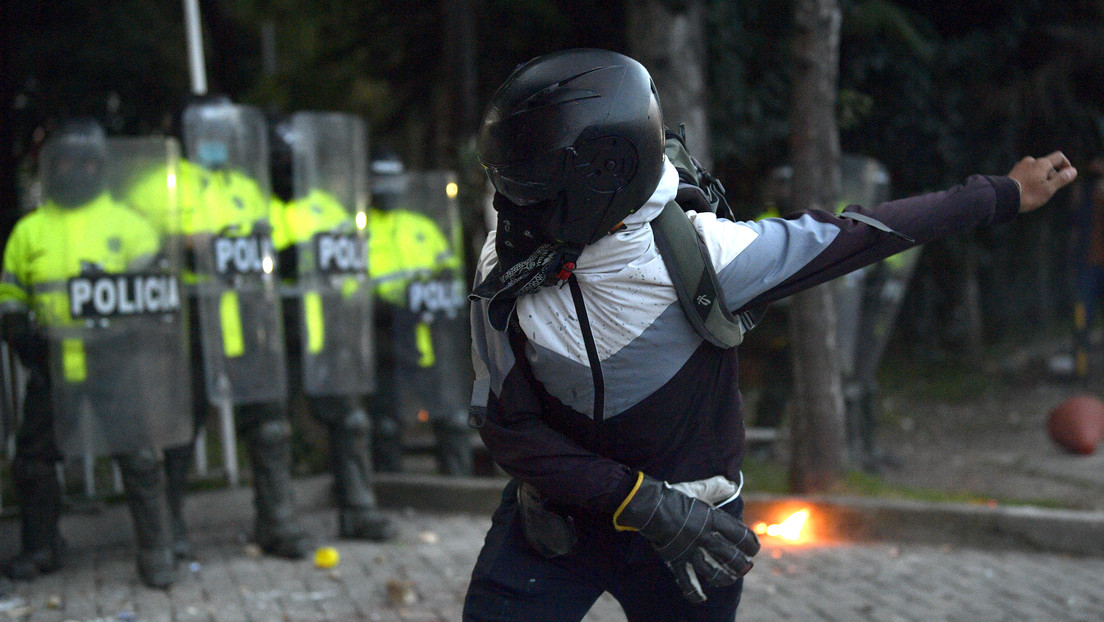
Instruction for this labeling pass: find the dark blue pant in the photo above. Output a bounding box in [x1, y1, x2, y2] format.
[463, 481, 744, 622]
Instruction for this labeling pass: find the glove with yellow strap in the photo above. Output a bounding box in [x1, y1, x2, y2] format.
[612, 472, 760, 603]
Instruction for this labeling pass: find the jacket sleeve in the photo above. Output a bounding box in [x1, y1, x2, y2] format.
[703, 174, 1021, 312]
[469, 241, 635, 516]
[477, 352, 635, 516]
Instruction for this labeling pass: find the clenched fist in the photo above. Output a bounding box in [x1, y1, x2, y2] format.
[1008, 151, 1078, 213]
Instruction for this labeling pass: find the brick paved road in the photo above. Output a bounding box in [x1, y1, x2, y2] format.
[3, 504, 1103, 622]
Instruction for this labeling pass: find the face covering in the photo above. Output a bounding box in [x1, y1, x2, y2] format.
[469, 193, 581, 331]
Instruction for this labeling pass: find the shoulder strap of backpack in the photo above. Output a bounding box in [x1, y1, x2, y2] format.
[651, 199, 754, 349]
[663, 127, 735, 221]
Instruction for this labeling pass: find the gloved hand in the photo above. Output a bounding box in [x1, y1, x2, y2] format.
[613, 472, 760, 603]
[669, 474, 742, 507]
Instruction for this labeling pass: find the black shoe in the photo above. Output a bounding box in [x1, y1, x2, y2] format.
[137, 547, 176, 589]
[339, 509, 397, 541]
[4, 539, 64, 581]
[255, 521, 312, 559]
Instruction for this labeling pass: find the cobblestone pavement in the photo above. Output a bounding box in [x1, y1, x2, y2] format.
[3, 502, 1104, 622]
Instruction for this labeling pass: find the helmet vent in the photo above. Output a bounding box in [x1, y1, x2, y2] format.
[517, 66, 611, 112]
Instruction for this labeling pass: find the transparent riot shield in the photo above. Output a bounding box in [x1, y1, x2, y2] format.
[182, 102, 287, 406]
[48, 137, 193, 457]
[370, 170, 471, 453]
[287, 111, 375, 396]
[831, 155, 921, 464]
[833, 155, 910, 380]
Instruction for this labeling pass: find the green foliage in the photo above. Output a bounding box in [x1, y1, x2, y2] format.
[877, 347, 991, 404]
[743, 454, 1069, 507]
[707, 0, 794, 214]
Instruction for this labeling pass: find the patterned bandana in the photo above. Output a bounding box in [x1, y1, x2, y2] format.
[470, 193, 581, 331]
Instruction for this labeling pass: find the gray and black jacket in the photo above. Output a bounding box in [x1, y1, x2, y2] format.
[470, 158, 1021, 521]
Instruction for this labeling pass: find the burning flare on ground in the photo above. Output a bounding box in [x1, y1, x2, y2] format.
[753, 509, 810, 542]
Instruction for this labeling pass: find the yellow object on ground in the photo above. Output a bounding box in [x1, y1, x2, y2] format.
[314, 546, 340, 569]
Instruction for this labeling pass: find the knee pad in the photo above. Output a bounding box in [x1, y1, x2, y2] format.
[341, 409, 371, 436]
[116, 448, 162, 487]
[257, 419, 292, 445]
[374, 415, 401, 441]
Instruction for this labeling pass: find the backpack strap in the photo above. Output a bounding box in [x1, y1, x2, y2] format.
[664, 127, 735, 221]
[651, 200, 756, 349]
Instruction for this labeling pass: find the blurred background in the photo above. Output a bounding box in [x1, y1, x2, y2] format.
[3, 0, 1104, 493]
[4, 1, 1104, 356]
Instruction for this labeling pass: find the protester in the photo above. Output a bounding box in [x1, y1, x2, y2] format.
[462, 48, 1076, 621]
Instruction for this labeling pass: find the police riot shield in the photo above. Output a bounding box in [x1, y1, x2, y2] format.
[830, 155, 921, 464]
[47, 137, 193, 457]
[182, 102, 287, 405]
[833, 155, 920, 384]
[287, 111, 375, 396]
[370, 169, 470, 431]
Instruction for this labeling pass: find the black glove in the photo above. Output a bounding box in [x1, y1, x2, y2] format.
[613, 472, 760, 603]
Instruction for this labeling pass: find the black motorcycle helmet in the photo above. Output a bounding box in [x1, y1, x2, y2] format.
[477, 48, 665, 247]
[41, 118, 108, 208]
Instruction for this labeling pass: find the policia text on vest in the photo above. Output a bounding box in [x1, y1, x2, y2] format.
[69, 272, 181, 318]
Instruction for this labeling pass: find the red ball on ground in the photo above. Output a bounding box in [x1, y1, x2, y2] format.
[1047, 394, 1104, 455]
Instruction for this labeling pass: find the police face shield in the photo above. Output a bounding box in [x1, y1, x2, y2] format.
[42, 137, 108, 208]
[286, 111, 375, 396]
[183, 102, 266, 182]
[182, 101, 288, 405]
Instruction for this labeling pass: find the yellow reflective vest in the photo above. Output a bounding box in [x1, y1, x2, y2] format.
[367, 207, 459, 367]
[125, 162, 274, 358]
[0, 194, 160, 381]
[275, 189, 364, 354]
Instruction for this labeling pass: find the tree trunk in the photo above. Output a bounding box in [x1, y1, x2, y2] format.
[626, 0, 711, 168]
[787, 0, 846, 493]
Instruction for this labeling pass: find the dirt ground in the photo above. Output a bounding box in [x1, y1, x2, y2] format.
[854, 337, 1104, 511]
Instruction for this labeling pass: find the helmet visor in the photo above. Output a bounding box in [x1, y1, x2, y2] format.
[482, 149, 566, 207]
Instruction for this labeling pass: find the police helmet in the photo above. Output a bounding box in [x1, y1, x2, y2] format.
[41, 118, 108, 208]
[182, 97, 243, 170]
[370, 151, 407, 210]
[477, 48, 665, 247]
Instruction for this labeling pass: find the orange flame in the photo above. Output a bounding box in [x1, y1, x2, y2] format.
[753, 509, 810, 542]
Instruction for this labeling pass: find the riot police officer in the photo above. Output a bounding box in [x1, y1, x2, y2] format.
[126, 100, 312, 560]
[270, 112, 394, 541]
[366, 154, 473, 476]
[0, 119, 178, 588]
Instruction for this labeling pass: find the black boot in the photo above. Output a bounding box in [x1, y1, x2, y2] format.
[5, 459, 64, 581]
[116, 450, 175, 589]
[330, 409, 396, 541]
[432, 410, 473, 477]
[248, 419, 312, 559]
[162, 444, 194, 559]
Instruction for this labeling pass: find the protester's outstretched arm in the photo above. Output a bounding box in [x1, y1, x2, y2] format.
[1007, 151, 1077, 213]
[722, 152, 1076, 313]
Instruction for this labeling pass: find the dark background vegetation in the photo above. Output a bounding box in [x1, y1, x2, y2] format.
[3, 0, 1103, 357]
